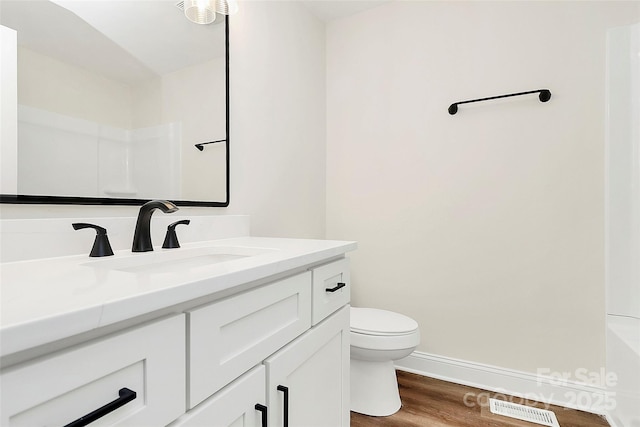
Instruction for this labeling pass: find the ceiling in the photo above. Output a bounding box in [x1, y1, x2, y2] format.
[0, 0, 389, 86]
[0, 0, 225, 84]
[301, 0, 391, 22]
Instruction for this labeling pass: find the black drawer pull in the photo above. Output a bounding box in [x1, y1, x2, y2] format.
[255, 403, 268, 427]
[277, 385, 289, 427]
[63, 388, 137, 427]
[325, 282, 346, 293]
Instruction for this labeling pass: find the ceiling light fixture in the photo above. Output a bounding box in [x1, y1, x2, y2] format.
[184, 0, 216, 25]
[182, 0, 238, 25]
[214, 0, 239, 16]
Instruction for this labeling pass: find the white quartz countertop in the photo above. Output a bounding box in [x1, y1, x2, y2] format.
[0, 237, 356, 357]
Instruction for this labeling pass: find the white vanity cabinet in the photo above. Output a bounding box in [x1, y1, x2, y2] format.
[0, 237, 354, 427]
[173, 307, 350, 427]
[175, 258, 351, 427]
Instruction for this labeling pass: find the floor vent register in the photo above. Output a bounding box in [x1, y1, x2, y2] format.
[489, 398, 560, 427]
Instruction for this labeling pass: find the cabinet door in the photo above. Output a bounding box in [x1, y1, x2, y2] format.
[169, 366, 267, 427]
[265, 306, 349, 427]
[0, 315, 185, 427]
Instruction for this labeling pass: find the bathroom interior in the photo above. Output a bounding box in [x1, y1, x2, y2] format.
[0, 0, 639, 426]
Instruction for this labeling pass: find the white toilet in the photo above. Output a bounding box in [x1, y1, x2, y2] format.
[350, 307, 420, 416]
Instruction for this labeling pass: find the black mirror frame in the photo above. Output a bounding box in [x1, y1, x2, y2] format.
[0, 16, 230, 208]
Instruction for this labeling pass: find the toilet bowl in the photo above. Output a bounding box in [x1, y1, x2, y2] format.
[350, 307, 420, 417]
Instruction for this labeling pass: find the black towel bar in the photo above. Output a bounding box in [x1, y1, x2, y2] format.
[195, 139, 226, 151]
[448, 89, 551, 115]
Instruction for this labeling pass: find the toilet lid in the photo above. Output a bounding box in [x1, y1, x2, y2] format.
[351, 307, 419, 336]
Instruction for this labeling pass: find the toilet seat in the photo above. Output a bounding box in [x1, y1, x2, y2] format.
[351, 328, 420, 351]
[351, 307, 418, 336]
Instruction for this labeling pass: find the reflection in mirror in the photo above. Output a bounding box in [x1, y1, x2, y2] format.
[0, 0, 229, 206]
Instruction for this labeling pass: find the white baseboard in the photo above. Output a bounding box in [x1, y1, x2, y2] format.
[395, 351, 610, 416]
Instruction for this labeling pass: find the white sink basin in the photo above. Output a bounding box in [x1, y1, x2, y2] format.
[82, 246, 273, 274]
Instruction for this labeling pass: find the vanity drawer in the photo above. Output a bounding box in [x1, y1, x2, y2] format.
[311, 258, 351, 325]
[188, 272, 312, 408]
[0, 315, 186, 427]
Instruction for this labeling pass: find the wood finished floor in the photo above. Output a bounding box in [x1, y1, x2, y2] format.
[351, 371, 610, 427]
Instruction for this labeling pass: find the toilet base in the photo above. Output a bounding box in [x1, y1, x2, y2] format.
[350, 358, 401, 416]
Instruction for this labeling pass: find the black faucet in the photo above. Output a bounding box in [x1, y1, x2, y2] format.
[132, 200, 179, 252]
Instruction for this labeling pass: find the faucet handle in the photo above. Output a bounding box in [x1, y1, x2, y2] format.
[162, 220, 191, 249]
[72, 223, 114, 257]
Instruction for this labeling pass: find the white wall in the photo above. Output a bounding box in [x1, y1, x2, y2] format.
[160, 57, 227, 202]
[326, 1, 639, 375]
[1, 1, 327, 241]
[130, 56, 228, 201]
[226, 0, 327, 238]
[18, 47, 133, 129]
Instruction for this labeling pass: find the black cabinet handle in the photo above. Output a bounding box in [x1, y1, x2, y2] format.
[63, 388, 136, 427]
[255, 403, 268, 427]
[277, 385, 289, 427]
[325, 282, 346, 293]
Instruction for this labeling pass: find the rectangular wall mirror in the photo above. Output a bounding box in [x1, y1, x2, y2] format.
[0, 0, 229, 207]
